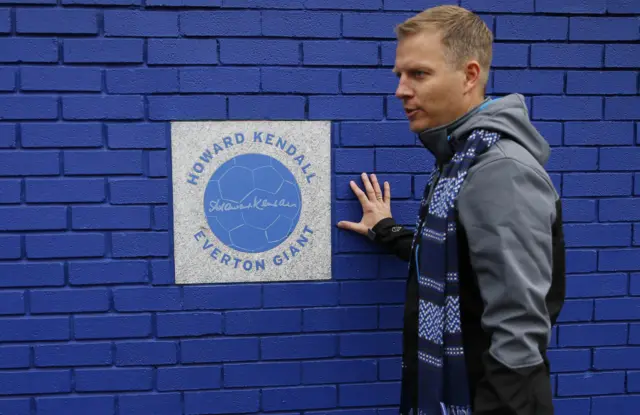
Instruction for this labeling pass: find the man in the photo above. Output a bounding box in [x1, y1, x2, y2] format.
[336, 5, 565, 415]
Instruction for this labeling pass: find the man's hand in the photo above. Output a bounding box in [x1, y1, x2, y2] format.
[337, 172, 392, 236]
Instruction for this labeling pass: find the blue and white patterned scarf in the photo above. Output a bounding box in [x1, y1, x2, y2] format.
[410, 128, 501, 415]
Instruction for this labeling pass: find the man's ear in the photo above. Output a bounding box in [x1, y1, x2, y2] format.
[463, 60, 482, 94]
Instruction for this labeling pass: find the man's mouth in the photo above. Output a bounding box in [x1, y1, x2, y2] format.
[405, 108, 419, 119]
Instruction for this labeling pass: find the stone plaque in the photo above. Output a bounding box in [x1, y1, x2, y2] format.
[170, 121, 332, 284]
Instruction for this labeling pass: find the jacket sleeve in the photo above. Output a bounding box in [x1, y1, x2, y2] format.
[370, 217, 414, 262]
[457, 157, 558, 415]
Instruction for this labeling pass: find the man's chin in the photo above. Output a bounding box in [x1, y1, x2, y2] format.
[408, 119, 430, 133]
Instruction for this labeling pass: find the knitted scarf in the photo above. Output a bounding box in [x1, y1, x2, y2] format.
[411, 128, 501, 415]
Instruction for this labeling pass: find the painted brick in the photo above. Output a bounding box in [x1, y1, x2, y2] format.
[182, 284, 262, 310]
[0, 316, 69, 341]
[570, 17, 639, 41]
[226, 310, 301, 334]
[220, 39, 299, 65]
[262, 67, 339, 94]
[149, 152, 169, 178]
[0, 346, 31, 369]
[544, 147, 598, 171]
[75, 368, 152, 392]
[22, 123, 103, 148]
[0, 8, 9, 33]
[531, 44, 603, 68]
[303, 359, 377, 384]
[0, 180, 21, 204]
[592, 396, 640, 415]
[601, 147, 640, 171]
[0, 96, 58, 120]
[115, 341, 177, 366]
[16, 8, 98, 34]
[340, 121, 415, 147]
[303, 40, 379, 66]
[342, 13, 414, 39]
[599, 249, 640, 271]
[224, 362, 299, 387]
[263, 283, 338, 307]
[493, 70, 564, 94]
[30, 288, 109, 313]
[566, 273, 628, 298]
[158, 366, 221, 390]
[563, 173, 632, 197]
[376, 148, 434, 172]
[605, 44, 640, 68]
[181, 338, 259, 363]
[462, 0, 533, 12]
[147, 96, 226, 120]
[109, 178, 169, 204]
[336, 174, 412, 200]
[0, 263, 65, 288]
[0, 124, 16, 148]
[21, 66, 101, 92]
[492, 43, 529, 67]
[229, 96, 305, 120]
[496, 16, 567, 40]
[180, 11, 260, 36]
[340, 332, 401, 356]
[0, 399, 30, 415]
[148, 39, 218, 65]
[533, 96, 602, 121]
[566, 71, 637, 95]
[26, 233, 105, 259]
[558, 323, 627, 346]
[63, 0, 139, 3]
[547, 349, 591, 372]
[180, 67, 259, 93]
[104, 11, 178, 37]
[74, 314, 152, 339]
[69, 260, 149, 285]
[114, 287, 181, 311]
[147, 0, 218, 5]
[340, 280, 405, 305]
[0, 67, 15, 91]
[262, 11, 341, 38]
[564, 122, 635, 146]
[341, 69, 398, 94]
[72, 206, 150, 230]
[306, 0, 380, 9]
[561, 199, 596, 222]
[64, 39, 143, 63]
[595, 298, 640, 321]
[564, 223, 631, 247]
[556, 299, 594, 322]
[536, 0, 606, 12]
[0, 291, 24, 315]
[64, 150, 142, 175]
[112, 231, 170, 257]
[0, 38, 58, 63]
[106, 69, 178, 94]
[303, 306, 378, 332]
[334, 149, 374, 173]
[184, 390, 259, 414]
[0, 370, 70, 395]
[156, 312, 223, 337]
[119, 393, 181, 415]
[62, 96, 144, 120]
[557, 372, 625, 396]
[261, 335, 337, 360]
[0, 206, 66, 230]
[0, 235, 20, 259]
[34, 343, 112, 367]
[26, 178, 105, 203]
[309, 96, 383, 120]
[36, 396, 114, 415]
[605, 97, 640, 120]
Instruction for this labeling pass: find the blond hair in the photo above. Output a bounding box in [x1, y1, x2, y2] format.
[395, 5, 493, 87]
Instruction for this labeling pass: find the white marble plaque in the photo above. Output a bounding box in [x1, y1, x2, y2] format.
[170, 121, 332, 284]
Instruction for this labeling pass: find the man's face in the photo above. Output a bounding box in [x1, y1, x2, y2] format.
[393, 30, 470, 133]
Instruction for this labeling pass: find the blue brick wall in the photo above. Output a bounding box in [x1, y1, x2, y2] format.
[0, 1, 637, 414]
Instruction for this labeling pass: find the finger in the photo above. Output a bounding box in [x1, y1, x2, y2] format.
[350, 180, 369, 206]
[384, 181, 391, 205]
[337, 220, 367, 235]
[361, 172, 376, 201]
[370, 174, 383, 201]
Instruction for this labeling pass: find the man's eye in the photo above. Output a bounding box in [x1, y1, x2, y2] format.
[414, 71, 426, 78]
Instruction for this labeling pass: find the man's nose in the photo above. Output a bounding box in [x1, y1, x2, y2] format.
[395, 76, 412, 99]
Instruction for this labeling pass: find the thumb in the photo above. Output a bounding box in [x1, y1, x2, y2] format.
[337, 220, 367, 235]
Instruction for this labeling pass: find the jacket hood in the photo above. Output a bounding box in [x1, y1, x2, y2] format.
[418, 93, 550, 166]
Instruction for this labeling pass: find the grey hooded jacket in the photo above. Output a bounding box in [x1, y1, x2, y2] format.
[371, 93, 566, 414]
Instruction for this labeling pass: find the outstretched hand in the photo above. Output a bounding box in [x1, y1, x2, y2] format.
[337, 173, 392, 236]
